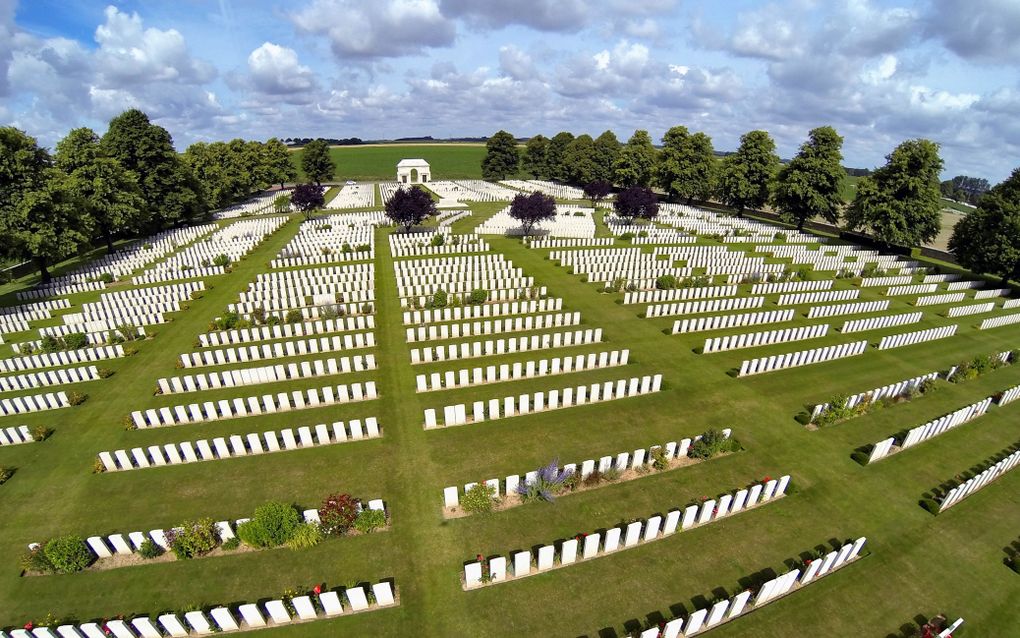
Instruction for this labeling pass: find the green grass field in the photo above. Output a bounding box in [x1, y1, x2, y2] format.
[290, 143, 492, 182]
[0, 199, 1018, 638]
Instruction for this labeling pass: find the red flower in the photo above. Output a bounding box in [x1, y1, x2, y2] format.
[476, 554, 483, 562]
[763, 476, 772, 483]
[313, 584, 322, 595]
[24, 623, 33, 630]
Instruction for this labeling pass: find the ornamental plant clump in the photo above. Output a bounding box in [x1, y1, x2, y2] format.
[318, 493, 360, 536]
[461, 483, 498, 514]
[516, 459, 570, 503]
[688, 429, 737, 460]
[285, 522, 324, 549]
[43, 535, 94, 573]
[167, 518, 218, 559]
[238, 501, 301, 548]
[354, 508, 386, 534]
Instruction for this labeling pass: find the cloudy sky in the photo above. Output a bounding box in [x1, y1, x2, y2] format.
[2, 0, 1018, 181]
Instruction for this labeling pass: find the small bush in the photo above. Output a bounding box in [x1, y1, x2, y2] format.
[286, 523, 324, 549]
[167, 518, 218, 559]
[212, 253, 231, 268]
[620, 232, 636, 241]
[461, 483, 498, 514]
[238, 502, 301, 548]
[430, 289, 448, 309]
[44, 535, 94, 573]
[319, 493, 361, 536]
[67, 391, 87, 406]
[138, 538, 163, 559]
[430, 234, 446, 247]
[468, 288, 488, 304]
[250, 307, 267, 325]
[40, 335, 63, 353]
[688, 429, 735, 459]
[354, 509, 386, 534]
[31, 426, 53, 442]
[285, 309, 303, 324]
[655, 275, 677, 290]
[99, 272, 114, 284]
[221, 537, 240, 551]
[0, 466, 13, 484]
[97, 367, 114, 379]
[651, 447, 669, 471]
[21, 546, 55, 574]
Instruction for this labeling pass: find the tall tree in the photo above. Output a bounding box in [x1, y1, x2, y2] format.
[264, 137, 297, 189]
[301, 139, 335, 186]
[509, 191, 556, 235]
[949, 168, 1020, 284]
[613, 186, 659, 223]
[101, 109, 203, 228]
[522, 135, 549, 179]
[583, 180, 613, 209]
[545, 132, 575, 181]
[656, 126, 716, 203]
[0, 128, 92, 282]
[593, 130, 620, 183]
[291, 183, 325, 219]
[481, 130, 520, 180]
[55, 127, 145, 254]
[845, 139, 944, 247]
[562, 134, 599, 185]
[772, 126, 846, 230]
[613, 130, 657, 187]
[716, 130, 780, 216]
[385, 186, 437, 231]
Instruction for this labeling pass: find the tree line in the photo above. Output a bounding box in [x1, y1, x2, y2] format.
[482, 127, 1020, 285]
[0, 109, 296, 281]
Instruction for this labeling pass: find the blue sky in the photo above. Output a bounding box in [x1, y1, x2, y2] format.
[2, 0, 1019, 181]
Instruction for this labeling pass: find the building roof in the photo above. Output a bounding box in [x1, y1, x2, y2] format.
[397, 158, 430, 168]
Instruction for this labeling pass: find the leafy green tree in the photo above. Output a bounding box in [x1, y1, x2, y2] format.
[481, 130, 520, 180]
[264, 137, 297, 188]
[593, 130, 621, 183]
[546, 132, 575, 181]
[101, 109, 203, 228]
[717, 130, 780, 216]
[845, 139, 944, 247]
[949, 168, 1020, 284]
[772, 126, 846, 230]
[613, 130, 657, 187]
[0, 128, 91, 282]
[300, 138, 335, 186]
[656, 126, 716, 203]
[522, 135, 549, 179]
[56, 128, 145, 254]
[562, 134, 599, 185]
[273, 194, 291, 213]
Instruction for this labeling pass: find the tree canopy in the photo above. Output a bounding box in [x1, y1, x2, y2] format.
[614, 130, 657, 187]
[101, 108, 202, 228]
[949, 168, 1020, 284]
[0, 127, 92, 281]
[264, 137, 297, 188]
[613, 186, 659, 223]
[716, 130, 779, 215]
[772, 126, 846, 230]
[385, 186, 437, 231]
[845, 139, 944, 247]
[592, 130, 620, 183]
[546, 132, 575, 182]
[522, 135, 549, 179]
[562, 134, 599, 185]
[301, 139, 335, 186]
[509, 191, 556, 235]
[656, 126, 716, 203]
[583, 180, 613, 208]
[56, 127, 145, 253]
[481, 130, 520, 180]
[291, 183, 325, 218]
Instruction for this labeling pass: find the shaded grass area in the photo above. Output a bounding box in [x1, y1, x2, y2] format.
[0, 207, 1017, 636]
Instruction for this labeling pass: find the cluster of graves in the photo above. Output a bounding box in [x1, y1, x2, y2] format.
[213, 190, 293, 219]
[326, 183, 376, 209]
[475, 205, 596, 237]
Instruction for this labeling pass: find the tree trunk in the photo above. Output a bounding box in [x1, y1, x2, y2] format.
[797, 217, 806, 231]
[105, 229, 116, 255]
[36, 256, 50, 284]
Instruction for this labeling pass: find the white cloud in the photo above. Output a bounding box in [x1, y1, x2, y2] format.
[926, 0, 1020, 64]
[94, 6, 215, 84]
[247, 42, 317, 96]
[292, 0, 455, 59]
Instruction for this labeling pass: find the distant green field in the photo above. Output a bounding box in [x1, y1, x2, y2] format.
[290, 144, 492, 182]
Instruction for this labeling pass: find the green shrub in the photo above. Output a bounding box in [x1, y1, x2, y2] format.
[461, 483, 498, 514]
[138, 538, 163, 559]
[67, 391, 87, 406]
[97, 367, 114, 379]
[212, 253, 231, 267]
[31, 426, 53, 441]
[468, 288, 488, 304]
[637, 230, 649, 238]
[221, 537, 240, 551]
[167, 518, 218, 559]
[21, 546, 55, 574]
[64, 332, 89, 350]
[619, 232, 635, 241]
[44, 535, 94, 573]
[655, 275, 677, 290]
[40, 334, 63, 353]
[99, 272, 114, 284]
[285, 309, 303, 324]
[688, 429, 735, 459]
[318, 493, 360, 536]
[430, 234, 446, 247]
[430, 289, 448, 308]
[651, 447, 669, 471]
[285, 523, 324, 549]
[354, 509, 386, 534]
[238, 501, 301, 548]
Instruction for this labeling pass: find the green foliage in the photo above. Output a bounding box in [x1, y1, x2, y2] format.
[481, 130, 520, 180]
[67, 391, 87, 406]
[562, 134, 599, 185]
[467, 288, 488, 304]
[300, 139, 336, 185]
[688, 429, 736, 459]
[31, 425, 53, 441]
[545, 132, 575, 182]
[63, 332, 88, 350]
[592, 131, 621, 184]
[461, 483, 498, 514]
[318, 493, 360, 536]
[430, 234, 446, 247]
[772, 126, 846, 230]
[613, 130, 657, 187]
[168, 518, 218, 559]
[212, 253, 231, 267]
[651, 447, 669, 471]
[619, 232, 636, 241]
[264, 138, 298, 188]
[655, 275, 677, 290]
[286, 522, 324, 549]
[845, 139, 944, 247]
[430, 289, 449, 308]
[522, 135, 549, 179]
[285, 309, 303, 324]
[949, 168, 1020, 283]
[948, 353, 1008, 383]
[354, 508, 386, 534]
[238, 501, 301, 548]
[44, 535, 94, 573]
[21, 546, 56, 574]
[717, 130, 780, 214]
[99, 272, 115, 283]
[655, 126, 717, 203]
[221, 537, 240, 551]
[138, 538, 163, 559]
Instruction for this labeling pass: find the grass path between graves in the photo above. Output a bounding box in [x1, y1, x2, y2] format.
[0, 205, 1018, 637]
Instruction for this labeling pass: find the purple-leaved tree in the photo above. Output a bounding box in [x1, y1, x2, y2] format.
[614, 186, 659, 224]
[385, 186, 437, 232]
[583, 180, 613, 209]
[291, 183, 325, 219]
[508, 191, 556, 236]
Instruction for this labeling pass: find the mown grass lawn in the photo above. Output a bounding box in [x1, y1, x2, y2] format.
[290, 143, 503, 182]
[0, 203, 1017, 637]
